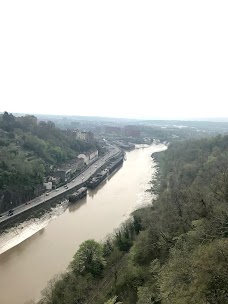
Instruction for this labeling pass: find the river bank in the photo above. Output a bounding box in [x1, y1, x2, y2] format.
[0, 143, 166, 304]
[0, 145, 121, 230]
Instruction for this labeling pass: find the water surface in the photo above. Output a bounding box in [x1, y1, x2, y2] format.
[0, 144, 166, 304]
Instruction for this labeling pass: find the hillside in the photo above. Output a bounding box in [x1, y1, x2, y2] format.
[39, 134, 228, 304]
[0, 112, 99, 213]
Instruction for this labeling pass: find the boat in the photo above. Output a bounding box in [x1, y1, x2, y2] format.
[87, 177, 101, 189]
[87, 157, 124, 190]
[106, 157, 124, 174]
[87, 170, 108, 189]
[69, 187, 87, 203]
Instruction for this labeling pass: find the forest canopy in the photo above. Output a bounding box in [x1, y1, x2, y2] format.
[0, 112, 98, 212]
[38, 134, 228, 304]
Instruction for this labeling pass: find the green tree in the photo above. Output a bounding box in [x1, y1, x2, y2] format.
[105, 296, 122, 304]
[70, 239, 106, 277]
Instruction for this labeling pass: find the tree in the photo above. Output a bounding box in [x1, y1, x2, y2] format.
[70, 239, 106, 277]
[1, 111, 16, 131]
[160, 238, 228, 304]
[41, 275, 62, 304]
[130, 228, 160, 266]
[105, 296, 123, 304]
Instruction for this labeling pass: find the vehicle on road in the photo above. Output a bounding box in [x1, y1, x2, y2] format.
[7, 210, 14, 216]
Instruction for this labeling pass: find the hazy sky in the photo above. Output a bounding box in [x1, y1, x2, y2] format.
[0, 1, 227, 119]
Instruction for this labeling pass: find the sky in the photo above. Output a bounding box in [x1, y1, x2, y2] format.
[0, 1, 228, 120]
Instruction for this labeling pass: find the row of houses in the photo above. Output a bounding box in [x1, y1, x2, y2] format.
[43, 148, 98, 189]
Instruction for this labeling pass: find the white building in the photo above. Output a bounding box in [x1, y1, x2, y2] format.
[78, 149, 98, 165]
[43, 181, 52, 190]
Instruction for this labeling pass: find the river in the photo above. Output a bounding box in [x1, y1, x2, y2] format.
[0, 143, 166, 304]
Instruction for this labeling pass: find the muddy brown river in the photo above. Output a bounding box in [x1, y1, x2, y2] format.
[0, 144, 166, 304]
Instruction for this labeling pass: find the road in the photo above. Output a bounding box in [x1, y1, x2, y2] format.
[0, 144, 121, 225]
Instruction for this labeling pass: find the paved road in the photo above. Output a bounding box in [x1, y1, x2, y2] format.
[0, 145, 121, 225]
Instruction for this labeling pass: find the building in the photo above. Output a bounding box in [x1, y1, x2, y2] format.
[48, 176, 61, 186]
[54, 158, 84, 182]
[54, 169, 72, 182]
[64, 158, 84, 174]
[75, 130, 94, 142]
[43, 181, 53, 190]
[78, 148, 98, 165]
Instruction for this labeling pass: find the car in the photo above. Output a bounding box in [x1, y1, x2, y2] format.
[55, 188, 59, 191]
[45, 193, 50, 196]
[7, 210, 14, 216]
